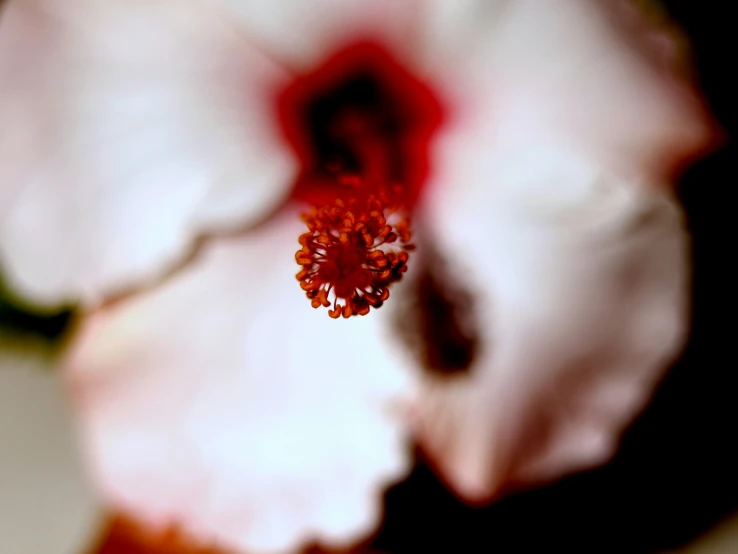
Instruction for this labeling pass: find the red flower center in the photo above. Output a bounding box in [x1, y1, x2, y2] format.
[278, 41, 443, 317]
[295, 196, 413, 318]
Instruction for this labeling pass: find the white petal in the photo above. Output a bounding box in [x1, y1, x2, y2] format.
[413, 134, 689, 502]
[0, 1, 57, 225]
[419, 0, 717, 182]
[0, 0, 296, 308]
[63, 208, 414, 553]
[212, 0, 424, 69]
[0, 346, 103, 554]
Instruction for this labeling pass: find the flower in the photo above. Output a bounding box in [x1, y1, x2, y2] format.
[0, 0, 717, 552]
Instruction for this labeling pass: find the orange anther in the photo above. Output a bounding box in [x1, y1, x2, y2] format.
[295, 195, 414, 318]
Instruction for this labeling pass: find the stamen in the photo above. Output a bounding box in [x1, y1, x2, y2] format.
[295, 194, 414, 318]
[279, 42, 442, 318]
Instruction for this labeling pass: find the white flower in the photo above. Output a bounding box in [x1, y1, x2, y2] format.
[0, 0, 717, 552]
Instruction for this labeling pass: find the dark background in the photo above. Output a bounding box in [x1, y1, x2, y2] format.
[374, 2, 737, 552]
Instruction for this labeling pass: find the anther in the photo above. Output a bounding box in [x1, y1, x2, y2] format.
[295, 195, 413, 318]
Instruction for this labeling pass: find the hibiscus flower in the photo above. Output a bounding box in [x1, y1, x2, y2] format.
[0, 0, 717, 552]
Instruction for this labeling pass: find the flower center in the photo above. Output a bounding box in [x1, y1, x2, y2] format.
[296, 196, 413, 318]
[278, 41, 443, 317]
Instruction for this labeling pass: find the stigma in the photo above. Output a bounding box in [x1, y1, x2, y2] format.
[296, 194, 413, 318]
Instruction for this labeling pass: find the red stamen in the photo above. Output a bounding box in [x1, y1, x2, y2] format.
[295, 194, 413, 318]
[278, 41, 443, 317]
